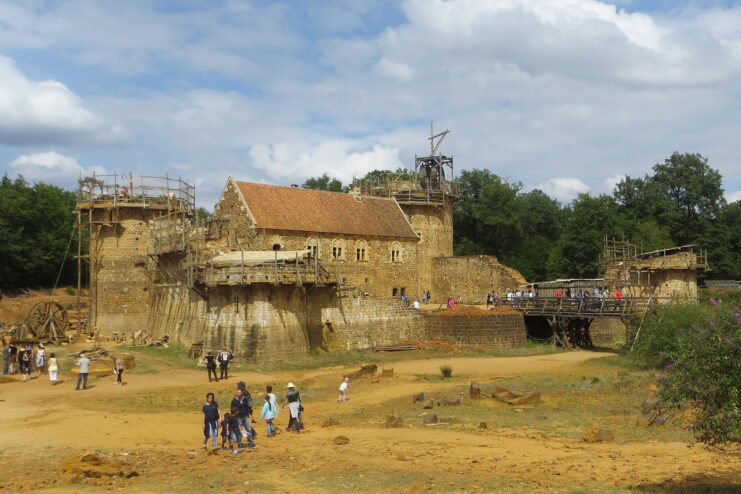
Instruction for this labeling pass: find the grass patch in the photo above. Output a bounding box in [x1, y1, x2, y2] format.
[122, 343, 196, 373]
[248, 341, 563, 372]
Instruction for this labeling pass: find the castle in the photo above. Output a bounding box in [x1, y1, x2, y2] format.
[76, 135, 528, 361]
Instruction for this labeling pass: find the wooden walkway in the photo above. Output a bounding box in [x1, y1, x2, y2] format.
[508, 297, 653, 318]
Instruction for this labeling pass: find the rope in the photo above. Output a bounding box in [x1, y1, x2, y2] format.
[50, 223, 76, 295]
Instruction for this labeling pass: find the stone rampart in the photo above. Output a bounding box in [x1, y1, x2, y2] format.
[425, 313, 527, 349]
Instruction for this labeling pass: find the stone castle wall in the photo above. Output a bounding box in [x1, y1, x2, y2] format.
[147, 285, 526, 362]
[89, 207, 163, 334]
[432, 255, 528, 304]
[426, 313, 527, 349]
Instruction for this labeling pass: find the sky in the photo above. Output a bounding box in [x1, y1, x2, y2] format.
[1, 0, 740, 208]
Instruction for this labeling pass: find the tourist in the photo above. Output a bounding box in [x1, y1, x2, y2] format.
[447, 296, 456, 309]
[493, 292, 500, 306]
[338, 377, 349, 402]
[36, 344, 46, 376]
[201, 392, 220, 450]
[259, 395, 277, 437]
[227, 409, 242, 455]
[266, 385, 278, 413]
[412, 300, 420, 309]
[425, 290, 431, 303]
[217, 347, 233, 380]
[48, 352, 58, 385]
[219, 412, 231, 451]
[555, 288, 562, 301]
[20, 345, 32, 382]
[114, 356, 125, 385]
[2, 340, 9, 375]
[75, 352, 91, 390]
[231, 388, 256, 449]
[283, 383, 303, 433]
[486, 293, 494, 307]
[8, 341, 17, 374]
[204, 352, 218, 382]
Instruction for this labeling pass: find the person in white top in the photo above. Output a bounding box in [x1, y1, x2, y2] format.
[338, 377, 350, 402]
[75, 354, 91, 390]
[36, 344, 46, 376]
[412, 300, 420, 309]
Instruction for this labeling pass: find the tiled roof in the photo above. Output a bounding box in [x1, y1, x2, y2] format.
[235, 181, 418, 239]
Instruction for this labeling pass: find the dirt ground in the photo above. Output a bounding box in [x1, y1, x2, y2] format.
[1, 343, 739, 494]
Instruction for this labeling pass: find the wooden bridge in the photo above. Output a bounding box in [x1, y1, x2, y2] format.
[507, 297, 657, 348]
[508, 297, 653, 318]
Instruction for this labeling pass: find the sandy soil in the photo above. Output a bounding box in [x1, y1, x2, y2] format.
[1, 348, 739, 493]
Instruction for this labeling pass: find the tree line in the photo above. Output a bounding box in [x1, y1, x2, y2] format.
[1, 152, 738, 290]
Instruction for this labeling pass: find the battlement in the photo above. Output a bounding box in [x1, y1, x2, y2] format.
[76, 173, 195, 214]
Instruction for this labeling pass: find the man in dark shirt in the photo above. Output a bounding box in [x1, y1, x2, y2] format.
[283, 383, 303, 433]
[204, 352, 218, 382]
[231, 388, 256, 448]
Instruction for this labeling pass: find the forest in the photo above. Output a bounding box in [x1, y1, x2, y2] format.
[0, 152, 739, 290]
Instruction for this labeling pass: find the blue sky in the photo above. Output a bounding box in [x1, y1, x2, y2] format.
[1, 0, 740, 207]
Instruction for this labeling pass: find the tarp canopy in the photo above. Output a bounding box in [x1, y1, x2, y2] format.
[208, 250, 311, 267]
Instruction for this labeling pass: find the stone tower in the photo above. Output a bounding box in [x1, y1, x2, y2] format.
[358, 128, 458, 299]
[76, 173, 195, 334]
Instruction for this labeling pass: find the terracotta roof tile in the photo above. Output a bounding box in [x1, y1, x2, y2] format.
[235, 181, 418, 239]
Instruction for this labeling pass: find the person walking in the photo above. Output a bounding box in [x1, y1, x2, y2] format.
[20, 345, 32, 382]
[204, 352, 218, 382]
[201, 392, 220, 451]
[48, 353, 59, 385]
[217, 347, 233, 380]
[114, 356, 125, 385]
[36, 344, 46, 376]
[8, 341, 17, 375]
[338, 377, 349, 402]
[2, 340, 9, 375]
[259, 394, 277, 437]
[231, 388, 256, 449]
[282, 383, 303, 433]
[75, 353, 91, 390]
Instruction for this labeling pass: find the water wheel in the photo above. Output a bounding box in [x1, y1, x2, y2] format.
[25, 301, 69, 344]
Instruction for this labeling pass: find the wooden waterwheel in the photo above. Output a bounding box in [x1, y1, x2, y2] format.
[23, 301, 70, 344]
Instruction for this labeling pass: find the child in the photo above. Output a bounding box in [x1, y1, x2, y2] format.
[48, 353, 58, 385]
[220, 413, 230, 450]
[259, 394, 277, 437]
[228, 408, 241, 455]
[338, 377, 350, 402]
[266, 385, 278, 416]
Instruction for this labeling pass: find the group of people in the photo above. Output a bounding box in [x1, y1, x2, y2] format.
[2, 340, 125, 389]
[203, 347, 234, 382]
[554, 287, 623, 301]
[201, 381, 306, 455]
[2, 341, 54, 383]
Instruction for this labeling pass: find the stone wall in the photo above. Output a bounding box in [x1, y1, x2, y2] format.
[401, 201, 455, 296]
[589, 318, 627, 346]
[90, 207, 163, 334]
[432, 255, 528, 304]
[425, 313, 527, 349]
[147, 285, 525, 362]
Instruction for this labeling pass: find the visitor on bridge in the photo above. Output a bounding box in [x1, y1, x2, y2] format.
[447, 297, 456, 309]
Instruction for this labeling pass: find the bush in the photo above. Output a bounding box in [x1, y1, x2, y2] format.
[630, 302, 717, 368]
[439, 365, 453, 378]
[646, 301, 741, 445]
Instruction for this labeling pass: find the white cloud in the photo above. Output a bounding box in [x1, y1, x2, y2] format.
[9, 151, 106, 188]
[604, 173, 626, 193]
[0, 56, 127, 147]
[248, 141, 403, 184]
[532, 177, 591, 202]
[727, 190, 741, 204]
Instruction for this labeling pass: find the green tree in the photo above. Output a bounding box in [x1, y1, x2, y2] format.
[302, 173, 345, 192]
[195, 207, 212, 226]
[547, 194, 628, 278]
[0, 175, 76, 289]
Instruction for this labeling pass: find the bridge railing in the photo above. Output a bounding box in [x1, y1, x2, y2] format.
[506, 297, 658, 317]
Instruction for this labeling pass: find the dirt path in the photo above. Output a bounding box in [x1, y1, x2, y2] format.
[1, 349, 739, 493]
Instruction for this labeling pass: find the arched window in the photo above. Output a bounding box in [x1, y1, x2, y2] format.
[332, 239, 345, 260]
[355, 240, 369, 262]
[306, 237, 319, 258]
[268, 236, 283, 251]
[390, 241, 402, 263]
